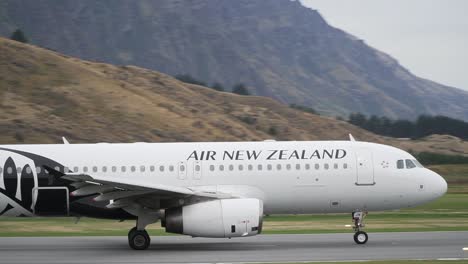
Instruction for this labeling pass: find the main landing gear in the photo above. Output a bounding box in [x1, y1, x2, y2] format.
[352, 211, 368, 244]
[127, 213, 159, 250]
[128, 227, 151, 250]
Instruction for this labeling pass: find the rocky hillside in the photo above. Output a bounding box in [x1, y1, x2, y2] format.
[1, 0, 467, 120]
[1, 38, 468, 157]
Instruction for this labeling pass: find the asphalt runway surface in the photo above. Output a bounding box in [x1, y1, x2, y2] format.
[0, 232, 467, 263]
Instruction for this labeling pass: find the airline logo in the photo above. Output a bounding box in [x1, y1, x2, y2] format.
[187, 149, 347, 161]
[0, 148, 67, 217]
[0, 150, 38, 216]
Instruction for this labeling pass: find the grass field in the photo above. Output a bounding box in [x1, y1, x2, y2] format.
[0, 164, 467, 237]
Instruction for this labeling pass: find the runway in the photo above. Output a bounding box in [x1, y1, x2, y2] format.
[0, 232, 467, 263]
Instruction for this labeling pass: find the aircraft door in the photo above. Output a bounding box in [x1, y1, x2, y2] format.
[355, 148, 375, 185]
[32, 187, 69, 216]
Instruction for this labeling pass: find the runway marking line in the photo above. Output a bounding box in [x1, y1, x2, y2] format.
[211, 258, 468, 264]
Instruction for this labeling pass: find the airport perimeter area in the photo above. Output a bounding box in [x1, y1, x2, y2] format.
[0, 164, 467, 263]
[0, 164, 467, 236]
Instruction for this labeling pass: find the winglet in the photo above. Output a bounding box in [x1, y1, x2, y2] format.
[349, 134, 356, 142]
[62, 137, 70, 144]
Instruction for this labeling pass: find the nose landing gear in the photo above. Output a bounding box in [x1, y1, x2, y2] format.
[352, 211, 368, 244]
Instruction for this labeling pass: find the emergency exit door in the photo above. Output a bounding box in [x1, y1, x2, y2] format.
[178, 161, 187, 180]
[193, 161, 202, 180]
[355, 149, 375, 185]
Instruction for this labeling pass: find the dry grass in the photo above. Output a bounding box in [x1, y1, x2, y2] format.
[0, 38, 467, 157]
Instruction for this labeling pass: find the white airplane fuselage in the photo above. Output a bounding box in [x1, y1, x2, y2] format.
[0, 140, 447, 217]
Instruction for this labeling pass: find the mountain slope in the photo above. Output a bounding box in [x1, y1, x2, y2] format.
[1, 37, 468, 157]
[0, 37, 380, 144]
[1, 0, 467, 120]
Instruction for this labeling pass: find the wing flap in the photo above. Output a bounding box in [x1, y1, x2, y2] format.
[62, 174, 199, 204]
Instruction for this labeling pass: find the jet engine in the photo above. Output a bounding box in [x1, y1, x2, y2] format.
[163, 198, 263, 238]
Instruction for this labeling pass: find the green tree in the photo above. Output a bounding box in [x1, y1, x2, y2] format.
[174, 74, 206, 86]
[290, 104, 319, 115]
[348, 113, 367, 127]
[10, 29, 28, 43]
[211, 82, 224, 91]
[232, 83, 250, 95]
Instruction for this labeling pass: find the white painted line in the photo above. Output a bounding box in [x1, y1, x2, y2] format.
[222, 258, 468, 264]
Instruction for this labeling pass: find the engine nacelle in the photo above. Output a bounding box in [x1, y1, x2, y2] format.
[163, 198, 263, 238]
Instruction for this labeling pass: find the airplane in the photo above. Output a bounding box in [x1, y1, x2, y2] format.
[0, 137, 447, 250]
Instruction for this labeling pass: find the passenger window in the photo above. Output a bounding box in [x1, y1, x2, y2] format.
[112, 166, 117, 172]
[276, 164, 282, 170]
[286, 164, 291, 170]
[26, 167, 32, 174]
[195, 165, 201, 171]
[397, 160, 404, 169]
[305, 164, 310, 170]
[267, 164, 272, 170]
[180, 165, 185, 171]
[248, 164, 253, 171]
[36, 166, 42, 174]
[102, 166, 107, 173]
[121, 166, 126, 172]
[315, 164, 320, 170]
[141, 166, 146, 172]
[74, 166, 79, 173]
[150, 165, 155, 172]
[406, 159, 416, 169]
[0, 167, 2, 173]
[159, 166, 164, 172]
[219, 165, 224, 171]
[131, 166, 136, 172]
[229, 165, 234, 171]
[334, 163, 338, 169]
[296, 164, 301, 170]
[83, 167, 88, 173]
[343, 163, 348, 169]
[324, 164, 329, 170]
[238, 165, 243, 171]
[169, 165, 174, 172]
[210, 165, 215, 171]
[257, 164, 263, 171]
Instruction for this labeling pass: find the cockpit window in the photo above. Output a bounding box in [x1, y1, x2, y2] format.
[405, 159, 416, 169]
[413, 159, 424, 168]
[397, 160, 404, 169]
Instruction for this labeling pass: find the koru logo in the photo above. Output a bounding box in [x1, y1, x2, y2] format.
[0, 151, 39, 217]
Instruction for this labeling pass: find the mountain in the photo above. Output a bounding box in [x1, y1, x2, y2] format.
[0, 37, 377, 144]
[2, 37, 468, 157]
[1, 0, 467, 121]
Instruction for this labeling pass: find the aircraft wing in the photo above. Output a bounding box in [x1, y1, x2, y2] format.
[57, 172, 233, 209]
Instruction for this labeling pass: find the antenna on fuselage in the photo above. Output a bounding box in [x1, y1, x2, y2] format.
[62, 137, 70, 144]
[349, 134, 356, 142]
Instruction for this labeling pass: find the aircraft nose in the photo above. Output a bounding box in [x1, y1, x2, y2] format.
[428, 169, 447, 198]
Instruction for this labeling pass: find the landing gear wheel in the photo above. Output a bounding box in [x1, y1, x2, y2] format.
[353, 231, 368, 244]
[128, 228, 151, 250]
